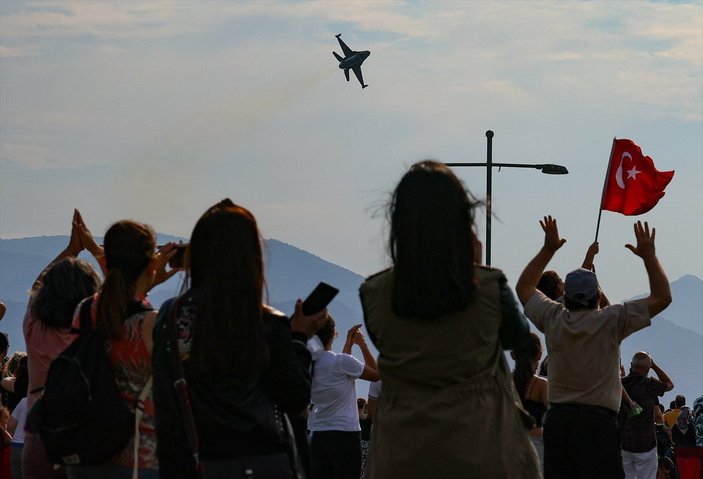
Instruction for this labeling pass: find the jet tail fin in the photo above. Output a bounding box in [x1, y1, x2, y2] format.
[333, 51, 344, 62]
[362, 84, 368, 89]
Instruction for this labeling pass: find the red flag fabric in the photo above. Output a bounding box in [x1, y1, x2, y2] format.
[600, 139, 674, 215]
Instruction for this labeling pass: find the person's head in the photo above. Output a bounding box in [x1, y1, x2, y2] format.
[537, 271, 564, 300]
[31, 257, 101, 328]
[512, 332, 542, 364]
[97, 220, 156, 339]
[188, 199, 267, 375]
[676, 406, 692, 431]
[563, 268, 600, 310]
[389, 160, 478, 318]
[316, 315, 336, 350]
[630, 351, 652, 376]
[358, 397, 368, 419]
[669, 400, 676, 410]
[512, 332, 542, 397]
[675, 395, 686, 408]
[5, 351, 27, 376]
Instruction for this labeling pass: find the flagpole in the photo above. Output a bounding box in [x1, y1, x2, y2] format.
[595, 137, 617, 242]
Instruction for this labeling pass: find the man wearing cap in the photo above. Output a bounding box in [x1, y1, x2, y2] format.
[620, 352, 673, 479]
[516, 217, 672, 479]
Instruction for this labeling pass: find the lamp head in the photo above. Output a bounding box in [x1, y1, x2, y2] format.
[540, 164, 569, 175]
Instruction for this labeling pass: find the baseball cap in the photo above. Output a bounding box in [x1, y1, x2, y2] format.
[564, 268, 599, 306]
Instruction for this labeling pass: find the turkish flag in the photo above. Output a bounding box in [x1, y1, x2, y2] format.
[600, 139, 674, 215]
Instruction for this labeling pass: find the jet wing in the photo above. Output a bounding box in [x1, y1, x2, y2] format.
[352, 66, 366, 88]
[336, 35, 353, 57]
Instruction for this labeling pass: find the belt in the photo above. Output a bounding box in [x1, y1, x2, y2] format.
[548, 403, 617, 417]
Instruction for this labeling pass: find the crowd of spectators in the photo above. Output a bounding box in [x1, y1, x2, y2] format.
[0, 160, 700, 479]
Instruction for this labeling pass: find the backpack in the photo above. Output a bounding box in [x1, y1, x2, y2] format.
[27, 296, 150, 466]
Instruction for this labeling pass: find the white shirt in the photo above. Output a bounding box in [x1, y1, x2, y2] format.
[368, 379, 382, 400]
[11, 397, 28, 444]
[524, 294, 650, 412]
[309, 350, 365, 432]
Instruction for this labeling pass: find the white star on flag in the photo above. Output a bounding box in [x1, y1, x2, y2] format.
[626, 166, 641, 180]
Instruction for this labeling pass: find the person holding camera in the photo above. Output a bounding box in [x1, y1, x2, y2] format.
[65, 219, 177, 479]
[307, 318, 379, 479]
[152, 199, 326, 479]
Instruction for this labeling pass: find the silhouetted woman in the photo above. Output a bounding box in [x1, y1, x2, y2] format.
[67, 220, 175, 479]
[23, 210, 102, 479]
[153, 199, 324, 479]
[359, 161, 540, 478]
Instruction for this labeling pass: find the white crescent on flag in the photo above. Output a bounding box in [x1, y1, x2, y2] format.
[616, 151, 632, 189]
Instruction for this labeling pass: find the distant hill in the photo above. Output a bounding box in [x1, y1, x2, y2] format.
[0, 235, 367, 347]
[658, 275, 703, 336]
[1, 235, 701, 402]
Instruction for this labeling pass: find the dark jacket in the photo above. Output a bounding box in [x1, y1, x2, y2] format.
[152, 293, 312, 478]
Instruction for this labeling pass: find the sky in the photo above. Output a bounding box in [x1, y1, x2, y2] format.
[1, 1, 702, 304]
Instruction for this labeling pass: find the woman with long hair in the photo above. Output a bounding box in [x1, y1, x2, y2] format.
[511, 332, 548, 464]
[66, 219, 176, 479]
[22, 210, 102, 479]
[360, 161, 540, 478]
[152, 199, 325, 479]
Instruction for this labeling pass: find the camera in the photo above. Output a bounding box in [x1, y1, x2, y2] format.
[161, 243, 188, 268]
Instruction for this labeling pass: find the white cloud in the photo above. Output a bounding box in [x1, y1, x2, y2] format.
[0, 1, 701, 298]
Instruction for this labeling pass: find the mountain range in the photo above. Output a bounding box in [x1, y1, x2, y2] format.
[1, 235, 701, 403]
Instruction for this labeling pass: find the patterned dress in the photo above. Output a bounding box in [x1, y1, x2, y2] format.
[74, 295, 158, 472]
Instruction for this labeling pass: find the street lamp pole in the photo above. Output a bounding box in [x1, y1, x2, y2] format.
[486, 130, 494, 267]
[446, 130, 569, 267]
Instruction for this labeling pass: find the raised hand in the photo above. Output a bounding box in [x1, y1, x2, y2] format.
[74, 209, 103, 259]
[582, 241, 600, 271]
[539, 215, 566, 252]
[290, 300, 328, 338]
[346, 324, 363, 345]
[351, 328, 368, 346]
[149, 243, 180, 289]
[625, 221, 656, 258]
[67, 209, 84, 256]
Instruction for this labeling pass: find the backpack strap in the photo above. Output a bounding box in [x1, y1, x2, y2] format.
[169, 296, 203, 478]
[70, 296, 96, 335]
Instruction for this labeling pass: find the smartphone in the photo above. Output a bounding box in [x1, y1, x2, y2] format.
[302, 282, 339, 316]
[168, 243, 188, 268]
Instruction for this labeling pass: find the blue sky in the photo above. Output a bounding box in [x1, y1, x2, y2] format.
[1, 1, 701, 303]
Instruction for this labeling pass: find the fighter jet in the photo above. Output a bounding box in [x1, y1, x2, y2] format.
[333, 34, 370, 89]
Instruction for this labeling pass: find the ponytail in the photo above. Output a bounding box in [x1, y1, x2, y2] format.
[95, 220, 155, 340]
[96, 267, 132, 339]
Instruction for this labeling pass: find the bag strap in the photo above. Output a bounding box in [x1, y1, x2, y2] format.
[70, 296, 96, 335]
[169, 296, 203, 478]
[132, 375, 153, 479]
